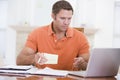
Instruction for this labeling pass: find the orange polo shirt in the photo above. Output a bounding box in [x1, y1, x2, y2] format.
[25, 23, 89, 70]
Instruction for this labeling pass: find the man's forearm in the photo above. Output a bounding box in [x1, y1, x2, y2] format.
[16, 54, 35, 65]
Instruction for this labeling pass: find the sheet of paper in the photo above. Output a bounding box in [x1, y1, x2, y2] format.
[30, 67, 68, 77]
[0, 65, 33, 71]
[44, 53, 58, 64]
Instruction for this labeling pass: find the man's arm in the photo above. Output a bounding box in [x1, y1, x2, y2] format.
[16, 47, 36, 65]
[73, 53, 90, 70]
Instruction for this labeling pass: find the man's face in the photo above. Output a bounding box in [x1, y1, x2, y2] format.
[52, 9, 73, 32]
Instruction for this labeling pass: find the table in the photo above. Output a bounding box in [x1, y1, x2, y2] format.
[0, 74, 119, 80]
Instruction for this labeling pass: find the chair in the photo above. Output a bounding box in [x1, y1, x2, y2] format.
[73, 27, 84, 33]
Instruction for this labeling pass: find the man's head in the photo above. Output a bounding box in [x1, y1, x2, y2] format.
[52, 0, 74, 15]
[51, 0, 74, 33]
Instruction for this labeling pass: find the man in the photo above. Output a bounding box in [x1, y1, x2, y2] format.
[16, 0, 90, 71]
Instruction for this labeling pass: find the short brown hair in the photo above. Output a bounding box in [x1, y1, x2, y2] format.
[52, 0, 73, 15]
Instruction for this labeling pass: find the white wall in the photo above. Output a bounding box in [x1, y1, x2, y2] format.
[0, 0, 8, 59]
[113, 1, 120, 48]
[7, 0, 77, 26]
[72, 0, 96, 27]
[8, 0, 34, 25]
[5, 27, 16, 65]
[94, 0, 115, 48]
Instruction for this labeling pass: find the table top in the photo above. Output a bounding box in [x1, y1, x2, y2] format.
[0, 73, 119, 80]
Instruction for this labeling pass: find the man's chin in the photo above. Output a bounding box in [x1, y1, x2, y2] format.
[62, 29, 67, 32]
[63, 27, 68, 31]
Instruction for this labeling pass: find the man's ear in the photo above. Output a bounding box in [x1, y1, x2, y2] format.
[51, 13, 55, 20]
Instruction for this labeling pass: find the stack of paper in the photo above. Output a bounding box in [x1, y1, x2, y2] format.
[0, 65, 68, 77]
[28, 67, 68, 77]
[0, 65, 33, 74]
[0, 65, 33, 71]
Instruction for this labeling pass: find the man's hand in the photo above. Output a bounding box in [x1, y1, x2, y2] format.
[73, 57, 87, 70]
[35, 53, 48, 65]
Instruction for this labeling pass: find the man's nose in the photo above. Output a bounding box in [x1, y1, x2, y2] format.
[64, 19, 70, 25]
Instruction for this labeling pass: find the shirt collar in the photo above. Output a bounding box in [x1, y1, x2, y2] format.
[48, 22, 73, 38]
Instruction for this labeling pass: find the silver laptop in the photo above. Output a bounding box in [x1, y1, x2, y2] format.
[69, 48, 120, 77]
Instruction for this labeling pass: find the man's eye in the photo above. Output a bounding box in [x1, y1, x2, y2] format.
[61, 18, 65, 20]
[68, 18, 71, 20]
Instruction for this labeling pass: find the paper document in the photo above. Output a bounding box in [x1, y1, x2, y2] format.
[0, 65, 33, 75]
[0, 65, 33, 71]
[28, 67, 68, 77]
[0, 66, 68, 77]
[43, 53, 58, 64]
[0, 69, 29, 74]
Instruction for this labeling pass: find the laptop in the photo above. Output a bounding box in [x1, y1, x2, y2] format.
[69, 48, 120, 77]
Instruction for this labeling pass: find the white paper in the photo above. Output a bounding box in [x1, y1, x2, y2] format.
[44, 53, 58, 64]
[0, 65, 33, 70]
[0, 66, 68, 77]
[30, 67, 68, 77]
[0, 65, 33, 75]
[0, 69, 28, 74]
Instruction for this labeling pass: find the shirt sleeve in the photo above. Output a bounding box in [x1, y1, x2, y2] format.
[25, 29, 38, 52]
[78, 33, 90, 54]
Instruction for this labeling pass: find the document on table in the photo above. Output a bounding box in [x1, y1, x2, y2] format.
[0, 65, 68, 77]
[0, 65, 33, 71]
[0, 65, 87, 77]
[28, 67, 69, 77]
[0, 65, 33, 75]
